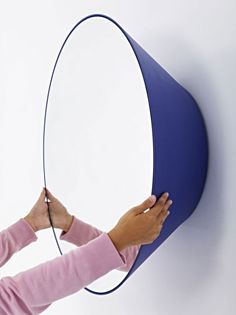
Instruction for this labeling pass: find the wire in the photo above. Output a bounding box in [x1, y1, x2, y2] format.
[42, 57, 64, 256]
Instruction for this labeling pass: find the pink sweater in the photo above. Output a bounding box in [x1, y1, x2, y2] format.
[0, 216, 140, 314]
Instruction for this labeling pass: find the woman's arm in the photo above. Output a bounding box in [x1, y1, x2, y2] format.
[0, 219, 37, 268]
[59, 216, 141, 272]
[0, 232, 126, 315]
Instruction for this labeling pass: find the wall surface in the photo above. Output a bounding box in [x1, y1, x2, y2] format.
[0, 1, 235, 314]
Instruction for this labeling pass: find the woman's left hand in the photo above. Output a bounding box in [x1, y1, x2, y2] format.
[24, 188, 50, 232]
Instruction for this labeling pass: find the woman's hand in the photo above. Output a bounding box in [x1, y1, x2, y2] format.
[24, 188, 73, 233]
[108, 192, 172, 251]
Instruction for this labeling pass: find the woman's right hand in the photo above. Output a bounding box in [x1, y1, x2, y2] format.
[108, 193, 172, 252]
[44, 188, 74, 233]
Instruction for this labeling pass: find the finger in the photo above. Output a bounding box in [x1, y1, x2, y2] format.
[38, 188, 46, 202]
[148, 192, 170, 216]
[132, 195, 157, 215]
[159, 210, 170, 225]
[44, 187, 57, 202]
[155, 211, 170, 236]
[157, 200, 172, 223]
[159, 199, 173, 217]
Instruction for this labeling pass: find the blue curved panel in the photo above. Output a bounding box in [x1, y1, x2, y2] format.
[43, 13, 209, 295]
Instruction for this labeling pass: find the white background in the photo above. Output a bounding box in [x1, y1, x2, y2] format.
[0, 1, 235, 314]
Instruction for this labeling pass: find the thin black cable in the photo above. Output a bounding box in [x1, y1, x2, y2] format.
[42, 33, 64, 257]
[43, 116, 64, 256]
[46, 196, 63, 256]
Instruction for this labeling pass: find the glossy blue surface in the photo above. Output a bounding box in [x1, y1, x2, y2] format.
[43, 13, 209, 295]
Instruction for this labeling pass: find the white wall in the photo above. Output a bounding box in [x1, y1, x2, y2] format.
[0, 1, 235, 314]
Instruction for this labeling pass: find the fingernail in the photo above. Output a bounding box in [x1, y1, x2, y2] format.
[169, 200, 173, 205]
[149, 195, 156, 202]
[164, 192, 169, 197]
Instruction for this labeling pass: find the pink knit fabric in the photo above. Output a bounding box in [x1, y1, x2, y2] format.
[0, 217, 140, 314]
[59, 216, 141, 272]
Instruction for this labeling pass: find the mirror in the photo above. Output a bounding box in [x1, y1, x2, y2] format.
[44, 16, 153, 293]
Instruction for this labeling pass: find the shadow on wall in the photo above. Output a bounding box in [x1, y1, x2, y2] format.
[142, 34, 224, 298]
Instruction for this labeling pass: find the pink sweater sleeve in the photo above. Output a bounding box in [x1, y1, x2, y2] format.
[0, 218, 38, 268]
[0, 219, 126, 315]
[59, 216, 141, 272]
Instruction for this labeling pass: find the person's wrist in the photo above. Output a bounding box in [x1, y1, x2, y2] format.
[108, 228, 127, 252]
[23, 214, 38, 233]
[61, 214, 74, 233]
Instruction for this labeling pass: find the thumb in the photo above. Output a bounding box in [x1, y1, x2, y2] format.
[44, 187, 57, 202]
[38, 188, 46, 202]
[132, 195, 156, 215]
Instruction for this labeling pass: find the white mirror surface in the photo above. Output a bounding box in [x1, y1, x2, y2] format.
[45, 17, 153, 292]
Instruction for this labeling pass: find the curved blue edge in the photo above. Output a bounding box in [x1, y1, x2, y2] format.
[43, 13, 209, 295]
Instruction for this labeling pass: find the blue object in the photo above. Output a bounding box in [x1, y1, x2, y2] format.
[43, 13, 209, 295]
